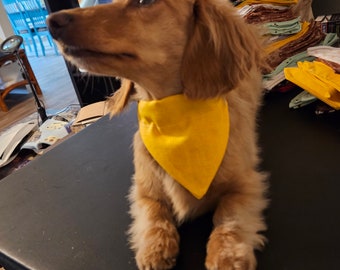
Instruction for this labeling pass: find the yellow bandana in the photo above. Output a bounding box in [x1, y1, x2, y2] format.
[138, 94, 230, 199]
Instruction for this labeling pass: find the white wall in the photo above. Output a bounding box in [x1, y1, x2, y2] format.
[0, 2, 14, 41]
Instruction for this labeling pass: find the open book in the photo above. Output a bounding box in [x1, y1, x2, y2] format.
[0, 105, 79, 168]
[21, 118, 71, 153]
[0, 121, 37, 167]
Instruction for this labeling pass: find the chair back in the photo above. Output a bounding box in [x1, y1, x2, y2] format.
[2, 0, 33, 38]
[3, 0, 58, 56]
[2, 0, 20, 13]
[17, 0, 49, 32]
[17, 0, 59, 56]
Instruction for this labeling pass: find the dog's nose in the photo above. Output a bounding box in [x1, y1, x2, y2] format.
[47, 12, 73, 40]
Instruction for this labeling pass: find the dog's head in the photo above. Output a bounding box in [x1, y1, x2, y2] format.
[48, 0, 265, 113]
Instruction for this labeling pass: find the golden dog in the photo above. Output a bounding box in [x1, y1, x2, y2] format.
[48, 0, 268, 269]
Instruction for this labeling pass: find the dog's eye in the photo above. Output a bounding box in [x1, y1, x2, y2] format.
[138, 0, 155, 6]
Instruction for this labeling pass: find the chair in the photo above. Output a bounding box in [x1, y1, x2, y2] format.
[2, 0, 58, 57]
[0, 49, 42, 112]
[2, 0, 39, 57]
[18, 0, 59, 56]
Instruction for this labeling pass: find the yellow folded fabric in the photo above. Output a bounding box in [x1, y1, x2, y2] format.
[297, 61, 334, 98]
[237, 0, 298, 8]
[237, 0, 299, 7]
[308, 61, 340, 92]
[138, 94, 230, 199]
[284, 62, 340, 109]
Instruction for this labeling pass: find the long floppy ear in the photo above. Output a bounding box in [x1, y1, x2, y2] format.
[107, 79, 135, 116]
[182, 0, 266, 99]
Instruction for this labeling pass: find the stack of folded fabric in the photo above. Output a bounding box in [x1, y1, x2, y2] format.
[307, 46, 340, 74]
[284, 47, 340, 109]
[236, 0, 339, 96]
[265, 21, 325, 69]
[263, 30, 338, 91]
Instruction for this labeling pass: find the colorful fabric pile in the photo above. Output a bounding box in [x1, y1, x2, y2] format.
[284, 47, 340, 109]
[236, 0, 340, 110]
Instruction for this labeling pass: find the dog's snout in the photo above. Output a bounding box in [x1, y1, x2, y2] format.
[47, 12, 73, 40]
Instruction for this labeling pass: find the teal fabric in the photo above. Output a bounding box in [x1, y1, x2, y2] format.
[264, 17, 301, 35]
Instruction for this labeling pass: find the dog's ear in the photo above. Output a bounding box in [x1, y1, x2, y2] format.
[181, 0, 266, 99]
[107, 79, 135, 116]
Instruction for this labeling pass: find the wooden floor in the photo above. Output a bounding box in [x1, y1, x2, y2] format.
[0, 43, 79, 132]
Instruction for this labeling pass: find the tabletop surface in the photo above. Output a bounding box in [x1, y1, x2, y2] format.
[0, 89, 340, 270]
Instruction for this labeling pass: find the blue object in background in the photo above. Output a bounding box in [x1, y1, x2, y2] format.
[97, 0, 112, 4]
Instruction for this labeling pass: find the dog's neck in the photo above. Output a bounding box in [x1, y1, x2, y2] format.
[134, 83, 183, 100]
[132, 73, 183, 101]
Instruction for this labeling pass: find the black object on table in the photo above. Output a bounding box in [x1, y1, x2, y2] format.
[0, 89, 340, 270]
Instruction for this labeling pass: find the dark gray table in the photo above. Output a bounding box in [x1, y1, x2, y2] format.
[0, 89, 340, 270]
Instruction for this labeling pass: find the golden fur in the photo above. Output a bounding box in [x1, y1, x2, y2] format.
[48, 0, 268, 269]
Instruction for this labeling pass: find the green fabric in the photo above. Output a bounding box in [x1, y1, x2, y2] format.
[264, 17, 301, 35]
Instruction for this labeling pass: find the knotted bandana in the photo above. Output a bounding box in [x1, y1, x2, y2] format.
[138, 94, 230, 199]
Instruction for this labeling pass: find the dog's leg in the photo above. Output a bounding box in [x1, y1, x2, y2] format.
[205, 170, 267, 270]
[129, 193, 179, 270]
[128, 134, 180, 270]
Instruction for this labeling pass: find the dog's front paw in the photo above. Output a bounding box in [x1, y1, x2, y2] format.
[136, 226, 179, 270]
[205, 230, 256, 270]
